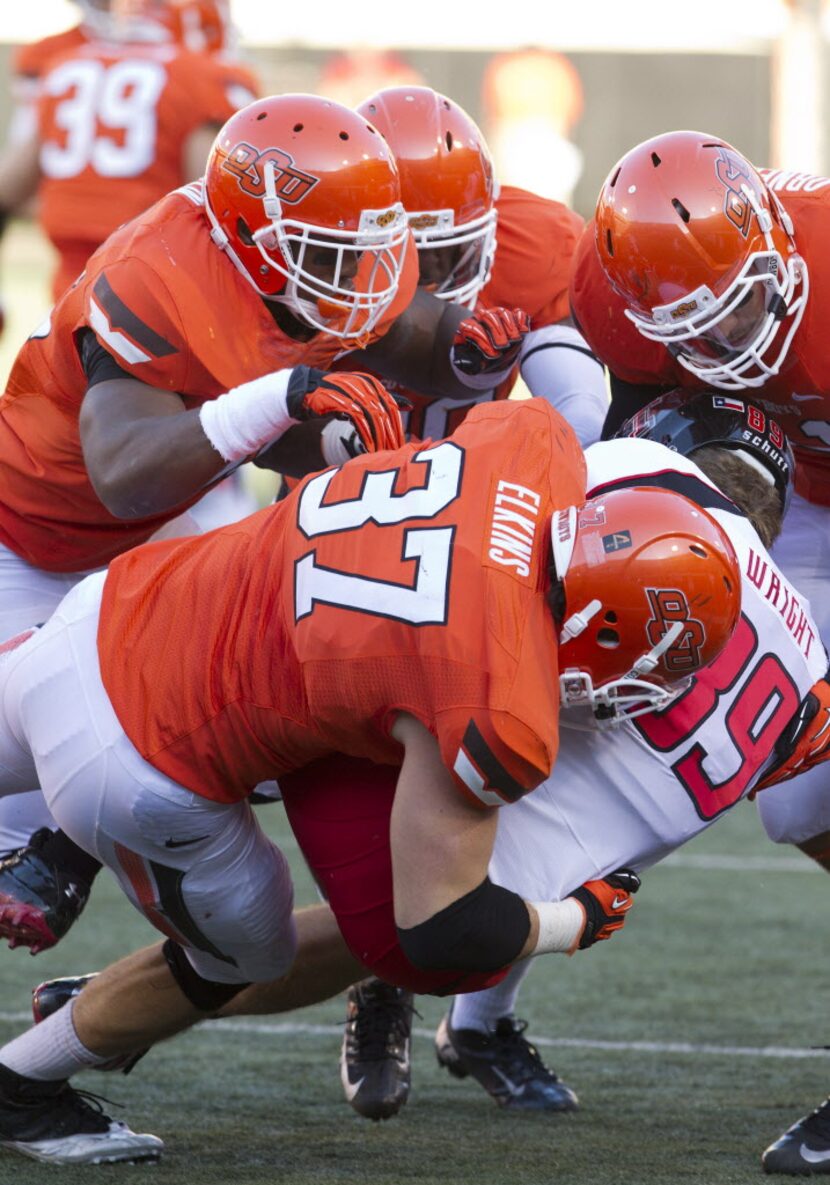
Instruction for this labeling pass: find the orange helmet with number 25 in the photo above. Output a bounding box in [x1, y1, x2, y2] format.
[204, 95, 409, 340]
[595, 130, 808, 390]
[552, 486, 741, 723]
[357, 86, 497, 309]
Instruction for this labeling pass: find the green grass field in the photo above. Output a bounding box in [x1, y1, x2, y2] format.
[0, 801, 827, 1185]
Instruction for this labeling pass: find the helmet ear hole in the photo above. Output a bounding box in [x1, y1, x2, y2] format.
[236, 218, 254, 246]
[597, 628, 621, 649]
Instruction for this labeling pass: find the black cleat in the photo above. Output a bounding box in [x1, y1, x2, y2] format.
[32, 974, 147, 1075]
[0, 830, 90, 954]
[435, 1012, 579, 1112]
[340, 978, 414, 1121]
[0, 1062, 162, 1164]
[763, 1097, 830, 1174]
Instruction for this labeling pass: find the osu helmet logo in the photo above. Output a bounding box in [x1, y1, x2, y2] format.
[222, 141, 319, 205]
[645, 588, 705, 673]
[715, 147, 755, 239]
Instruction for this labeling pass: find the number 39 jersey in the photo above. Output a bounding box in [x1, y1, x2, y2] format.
[36, 39, 259, 298]
[96, 398, 586, 806]
[490, 438, 827, 902]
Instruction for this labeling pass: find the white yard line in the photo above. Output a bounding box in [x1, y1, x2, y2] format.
[0, 1012, 825, 1060]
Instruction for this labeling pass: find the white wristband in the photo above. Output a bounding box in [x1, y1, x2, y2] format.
[199, 369, 295, 463]
[320, 418, 363, 467]
[530, 898, 585, 955]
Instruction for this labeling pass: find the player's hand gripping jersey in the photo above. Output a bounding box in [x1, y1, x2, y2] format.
[570, 171, 830, 505]
[393, 187, 584, 443]
[0, 180, 418, 573]
[96, 399, 586, 804]
[36, 39, 259, 298]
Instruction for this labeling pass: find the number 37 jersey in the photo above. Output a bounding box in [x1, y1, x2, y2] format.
[97, 399, 586, 806]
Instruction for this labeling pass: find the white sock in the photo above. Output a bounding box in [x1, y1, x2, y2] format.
[1, 998, 112, 1081]
[450, 961, 533, 1034]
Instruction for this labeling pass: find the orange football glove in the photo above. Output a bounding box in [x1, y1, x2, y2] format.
[450, 307, 531, 378]
[286, 367, 405, 454]
[755, 673, 830, 793]
[568, 868, 641, 950]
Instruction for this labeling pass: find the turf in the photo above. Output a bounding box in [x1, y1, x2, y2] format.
[1, 799, 828, 1185]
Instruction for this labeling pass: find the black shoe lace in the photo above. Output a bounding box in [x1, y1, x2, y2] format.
[49, 1083, 123, 1135]
[494, 1019, 557, 1083]
[800, 1098, 830, 1140]
[347, 988, 418, 1063]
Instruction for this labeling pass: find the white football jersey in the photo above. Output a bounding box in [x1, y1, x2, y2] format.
[490, 439, 827, 902]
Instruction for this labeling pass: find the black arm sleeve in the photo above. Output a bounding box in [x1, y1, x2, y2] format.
[77, 327, 134, 389]
[602, 373, 671, 440]
[396, 877, 530, 973]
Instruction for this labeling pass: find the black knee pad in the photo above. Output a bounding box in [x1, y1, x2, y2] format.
[162, 939, 250, 1011]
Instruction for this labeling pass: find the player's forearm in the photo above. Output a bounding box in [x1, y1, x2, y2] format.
[356, 290, 480, 400]
[82, 399, 231, 519]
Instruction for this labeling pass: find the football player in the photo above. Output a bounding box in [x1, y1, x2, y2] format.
[0, 91, 527, 957]
[28, 394, 830, 1164]
[352, 85, 608, 448]
[0, 0, 259, 302]
[313, 84, 609, 1119]
[567, 131, 830, 1174]
[0, 395, 740, 1164]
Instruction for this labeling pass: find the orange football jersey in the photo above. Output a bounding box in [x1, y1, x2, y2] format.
[97, 398, 586, 806]
[392, 186, 584, 442]
[0, 181, 418, 572]
[36, 40, 260, 298]
[11, 25, 90, 88]
[570, 176, 830, 506]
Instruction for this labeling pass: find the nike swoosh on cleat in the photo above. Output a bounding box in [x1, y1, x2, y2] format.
[490, 1067, 524, 1098]
[799, 1144, 830, 1164]
[342, 1075, 365, 1102]
[164, 836, 210, 849]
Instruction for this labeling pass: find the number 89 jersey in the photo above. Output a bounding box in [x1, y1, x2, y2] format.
[97, 398, 586, 806]
[489, 438, 828, 905]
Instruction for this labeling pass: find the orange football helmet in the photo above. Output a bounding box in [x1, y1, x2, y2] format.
[75, 0, 117, 36]
[595, 130, 808, 390]
[110, 0, 232, 50]
[551, 486, 741, 723]
[204, 95, 409, 340]
[357, 86, 497, 308]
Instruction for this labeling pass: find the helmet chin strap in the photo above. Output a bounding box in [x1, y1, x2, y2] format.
[559, 619, 687, 727]
[559, 599, 601, 643]
[628, 620, 684, 678]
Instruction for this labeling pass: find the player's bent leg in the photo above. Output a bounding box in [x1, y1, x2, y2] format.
[340, 977, 415, 1122]
[219, 903, 366, 1016]
[0, 548, 107, 952]
[762, 1097, 830, 1174]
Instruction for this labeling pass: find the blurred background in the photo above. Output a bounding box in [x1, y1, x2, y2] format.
[0, 0, 826, 378]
